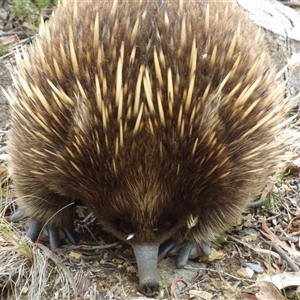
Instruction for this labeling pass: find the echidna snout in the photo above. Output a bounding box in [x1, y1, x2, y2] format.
[133, 245, 160, 295]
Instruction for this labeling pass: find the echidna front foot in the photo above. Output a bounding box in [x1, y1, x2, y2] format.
[26, 219, 76, 250]
[177, 242, 211, 267]
[46, 226, 74, 250]
[11, 208, 76, 250]
[158, 238, 177, 262]
[11, 211, 44, 242]
[158, 239, 211, 267]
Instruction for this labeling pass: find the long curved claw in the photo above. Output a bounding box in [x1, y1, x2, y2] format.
[176, 241, 194, 268]
[63, 227, 76, 245]
[158, 238, 176, 262]
[26, 219, 42, 242]
[200, 243, 211, 256]
[47, 226, 61, 251]
[188, 242, 212, 259]
[10, 210, 24, 222]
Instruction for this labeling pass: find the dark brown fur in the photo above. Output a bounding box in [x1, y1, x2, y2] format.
[7, 0, 294, 289]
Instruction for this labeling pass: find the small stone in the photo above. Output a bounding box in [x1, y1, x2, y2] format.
[126, 265, 135, 272]
[242, 262, 264, 273]
[69, 251, 82, 261]
[113, 258, 124, 264]
[242, 233, 258, 242]
[21, 286, 28, 294]
[236, 267, 254, 278]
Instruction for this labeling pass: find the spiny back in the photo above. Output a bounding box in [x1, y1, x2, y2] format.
[8, 1, 293, 245]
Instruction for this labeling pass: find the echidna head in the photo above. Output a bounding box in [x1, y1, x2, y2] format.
[84, 160, 193, 295]
[91, 165, 190, 244]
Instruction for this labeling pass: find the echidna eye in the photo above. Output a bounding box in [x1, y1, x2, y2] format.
[153, 220, 171, 233]
[118, 220, 134, 234]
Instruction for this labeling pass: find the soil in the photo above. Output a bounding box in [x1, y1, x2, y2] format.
[0, 60, 11, 128]
[0, 1, 300, 300]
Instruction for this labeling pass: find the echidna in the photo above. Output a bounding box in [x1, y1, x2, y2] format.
[6, 0, 296, 295]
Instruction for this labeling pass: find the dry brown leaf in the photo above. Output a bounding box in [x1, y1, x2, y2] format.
[239, 293, 257, 300]
[257, 272, 300, 290]
[261, 220, 300, 259]
[256, 281, 287, 300]
[198, 248, 225, 262]
[189, 289, 213, 299]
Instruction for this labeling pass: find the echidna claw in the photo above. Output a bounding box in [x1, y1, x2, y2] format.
[47, 225, 77, 250]
[62, 227, 77, 245]
[158, 239, 212, 267]
[10, 210, 24, 222]
[47, 226, 61, 251]
[176, 242, 212, 267]
[158, 239, 176, 262]
[10, 208, 76, 249]
[187, 242, 212, 259]
[176, 241, 194, 268]
[200, 243, 211, 256]
[26, 219, 42, 242]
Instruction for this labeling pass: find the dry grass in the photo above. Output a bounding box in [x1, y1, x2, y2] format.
[0, 179, 78, 300]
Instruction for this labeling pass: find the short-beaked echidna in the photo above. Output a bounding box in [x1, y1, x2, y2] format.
[6, 0, 296, 295]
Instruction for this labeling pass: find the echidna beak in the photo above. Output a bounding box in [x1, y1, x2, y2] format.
[132, 244, 159, 296]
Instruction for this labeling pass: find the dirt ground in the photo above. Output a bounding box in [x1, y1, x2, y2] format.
[0, 1, 300, 300]
[0, 61, 10, 128]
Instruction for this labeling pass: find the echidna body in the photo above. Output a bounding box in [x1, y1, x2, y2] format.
[7, 0, 295, 295]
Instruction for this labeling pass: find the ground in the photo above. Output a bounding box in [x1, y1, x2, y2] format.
[0, 1, 300, 300]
